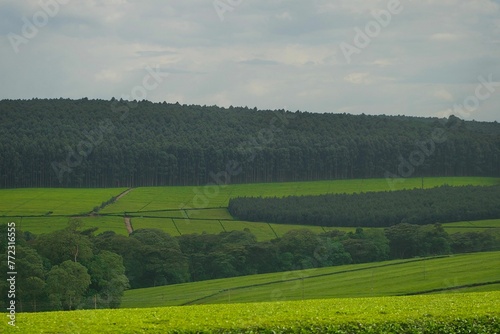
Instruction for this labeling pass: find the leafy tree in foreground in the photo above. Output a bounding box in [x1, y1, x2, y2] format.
[450, 230, 500, 253]
[15, 246, 46, 312]
[85, 250, 129, 309]
[33, 220, 94, 265]
[385, 223, 424, 259]
[130, 229, 189, 287]
[46, 260, 91, 310]
[92, 231, 145, 288]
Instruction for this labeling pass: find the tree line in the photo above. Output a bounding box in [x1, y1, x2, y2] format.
[2, 221, 499, 311]
[228, 185, 500, 227]
[0, 98, 499, 188]
[0, 221, 129, 312]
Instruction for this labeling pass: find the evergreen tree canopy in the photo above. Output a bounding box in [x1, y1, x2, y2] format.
[0, 98, 498, 188]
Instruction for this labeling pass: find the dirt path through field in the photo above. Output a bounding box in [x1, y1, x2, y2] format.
[116, 188, 134, 201]
[91, 188, 134, 215]
[124, 216, 133, 234]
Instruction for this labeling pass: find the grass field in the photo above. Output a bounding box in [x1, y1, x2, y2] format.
[101, 177, 500, 213]
[120, 251, 500, 308]
[0, 215, 129, 236]
[1, 177, 499, 237]
[5, 214, 497, 241]
[1, 179, 499, 333]
[442, 219, 500, 233]
[3, 210, 500, 241]
[3, 292, 499, 333]
[127, 215, 500, 241]
[127, 216, 355, 240]
[0, 188, 126, 216]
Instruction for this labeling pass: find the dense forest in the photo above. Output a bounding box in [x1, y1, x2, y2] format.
[228, 185, 500, 227]
[1, 222, 499, 311]
[0, 98, 499, 188]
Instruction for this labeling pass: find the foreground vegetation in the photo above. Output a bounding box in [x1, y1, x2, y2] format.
[121, 251, 500, 308]
[3, 220, 499, 311]
[3, 292, 499, 333]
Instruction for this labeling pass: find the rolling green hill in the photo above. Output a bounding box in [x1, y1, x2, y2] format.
[121, 251, 500, 308]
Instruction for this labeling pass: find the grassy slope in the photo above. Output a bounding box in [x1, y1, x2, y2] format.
[2, 214, 498, 240]
[0, 188, 127, 216]
[129, 215, 500, 241]
[102, 177, 500, 212]
[121, 251, 500, 308]
[4, 292, 499, 333]
[128, 215, 355, 240]
[104, 176, 500, 239]
[0, 216, 130, 236]
[1, 177, 499, 237]
[443, 219, 500, 233]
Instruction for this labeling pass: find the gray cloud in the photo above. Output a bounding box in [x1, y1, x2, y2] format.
[0, 0, 499, 121]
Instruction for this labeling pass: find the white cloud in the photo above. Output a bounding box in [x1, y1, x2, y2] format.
[245, 80, 277, 97]
[344, 72, 371, 85]
[430, 33, 461, 41]
[275, 11, 292, 20]
[94, 69, 122, 83]
[370, 59, 393, 67]
[433, 89, 454, 101]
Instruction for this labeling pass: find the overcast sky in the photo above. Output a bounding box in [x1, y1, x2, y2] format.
[1, 0, 499, 121]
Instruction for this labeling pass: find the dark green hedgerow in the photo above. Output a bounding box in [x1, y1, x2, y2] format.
[229, 185, 500, 227]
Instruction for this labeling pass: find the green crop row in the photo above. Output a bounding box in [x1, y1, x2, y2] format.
[0, 188, 127, 216]
[3, 292, 499, 333]
[121, 251, 500, 308]
[102, 176, 500, 212]
[1, 177, 499, 238]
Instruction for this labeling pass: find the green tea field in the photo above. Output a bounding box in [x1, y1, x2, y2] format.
[1, 177, 499, 239]
[0, 188, 126, 216]
[121, 251, 500, 308]
[3, 292, 499, 333]
[101, 176, 500, 212]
